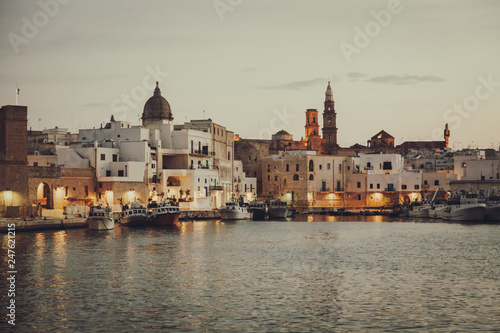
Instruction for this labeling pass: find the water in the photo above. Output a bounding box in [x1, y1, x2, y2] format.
[2, 216, 500, 332]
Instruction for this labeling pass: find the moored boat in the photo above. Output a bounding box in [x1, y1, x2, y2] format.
[441, 194, 486, 222]
[248, 201, 266, 220]
[428, 201, 448, 219]
[87, 204, 114, 230]
[268, 200, 288, 219]
[120, 202, 149, 227]
[484, 196, 500, 222]
[149, 200, 181, 226]
[219, 201, 252, 220]
[409, 201, 432, 218]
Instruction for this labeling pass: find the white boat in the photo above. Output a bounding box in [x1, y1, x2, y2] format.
[427, 202, 448, 219]
[248, 201, 266, 220]
[441, 194, 486, 222]
[484, 197, 500, 222]
[268, 200, 288, 219]
[149, 200, 181, 226]
[120, 202, 149, 227]
[219, 201, 252, 220]
[87, 204, 114, 230]
[409, 201, 432, 218]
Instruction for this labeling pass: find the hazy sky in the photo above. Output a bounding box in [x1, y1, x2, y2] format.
[1, 0, 499, 149]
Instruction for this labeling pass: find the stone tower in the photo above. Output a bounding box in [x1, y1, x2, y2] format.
[444, 123, 450, 148]
[322, 82, 338, 154]
[304, 108, 319, 141]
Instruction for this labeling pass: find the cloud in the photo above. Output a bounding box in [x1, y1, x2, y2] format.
[346, 72, 369, 79]
[365, 74, 446, 85]
[262, 77, 327, 90]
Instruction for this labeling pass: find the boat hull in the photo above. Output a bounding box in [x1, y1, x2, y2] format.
[484, 205, 500, 221]
[409, 208, 430, 218]
[219, 209, 251, 220]
[87, 218, 114, 230]
[268, 208, 288, 219]
[251, 209, 266, 220]
[442, 206, 486, 222]
[121, 215, 150, 227]
[151, 213, 180, 226]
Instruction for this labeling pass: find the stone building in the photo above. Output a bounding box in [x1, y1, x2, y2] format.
[0, 105, 30, 217]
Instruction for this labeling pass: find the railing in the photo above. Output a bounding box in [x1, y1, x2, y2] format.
[209, 186, 223, 191]
[364, 166, 373, 170]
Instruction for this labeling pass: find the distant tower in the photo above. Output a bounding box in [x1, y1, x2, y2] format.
[444, 123, 450, 148]
[322, 81, 338, 154]
[304, 109, 319, 141]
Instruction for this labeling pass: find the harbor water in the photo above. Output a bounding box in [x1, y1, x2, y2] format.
[2, 215, 500, 332]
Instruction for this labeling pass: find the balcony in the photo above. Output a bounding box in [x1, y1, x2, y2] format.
[209, 185, 223, 191]
[364, 166, 373, 170]
[319, 187, 330, 193]
[189, 164, 211, 170]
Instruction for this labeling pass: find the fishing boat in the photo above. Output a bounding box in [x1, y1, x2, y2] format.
[219, 201, 252, 220]
[149, 200, 181, 226]
[87, 204, 114, 230]
[268, 200, 288, 219]
[484, 196, 500, 222]
[120, 202, 149, 227]
[427, 201, 448, 219]
[408, 201, 432, 218]
[441, 194, 486, 222]
[248, 201, 266, 220]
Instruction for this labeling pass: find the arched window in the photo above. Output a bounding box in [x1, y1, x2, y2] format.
[309, 174, 314, 181]
[313, 116, 316, 123]
[309, 160, 314, 172]
[328, 118, 332, 125]
[293, 174, 299, 181]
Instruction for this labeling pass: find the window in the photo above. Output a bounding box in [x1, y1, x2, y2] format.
[424, 180, 428, 185]
[286, 164, 289, 172]
[370, 183, 373, 189]
[309, 160, 314, 171]
[152, 164, 155, 169]
[383, 162, 392, 170]
[309, 174, 314, 181]
[254, 171, 257, 177]
[65, 186, 69, 196]
[357, 195, 361, 200]
[377, 183, 380, 189]
[228, 152, 231, 160]
[415, 184, 420, 190]
[327, 163, 331, 170]
[434, 180, 439, 186]
[113, 154, 118, 162]
[254, 156, 257, 161]
[357, 182, 361, 188]
[267, 164, 271, 172]
[319, 165, 322, 170]
[296, 164, 299, 171]
[339, 164, 342, 172]
[100, 154, 105, 161]
[267, 175, 270, 181]
[387, 183, 394, 191]
[402, 184, 407, 190]
[85, 186, 88, 197]
[293, 174, 299, 181]
[275, 176, 278, 181]
[33, 162, 38, 167]
[118, 170, 124, 177]
[106, 170, 111, 177]
[249, 156, 251, 161]
[481, 176, 485, 181]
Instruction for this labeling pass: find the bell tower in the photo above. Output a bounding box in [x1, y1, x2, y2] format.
[322, 81, 338, 154]
[304, 109, 319, 141]
[444, 123, 450, 148]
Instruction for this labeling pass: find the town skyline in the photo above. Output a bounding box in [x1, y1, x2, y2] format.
[1, 0, 499, 149]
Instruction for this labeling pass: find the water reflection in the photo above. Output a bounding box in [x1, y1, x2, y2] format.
[9, 218, 500, 331]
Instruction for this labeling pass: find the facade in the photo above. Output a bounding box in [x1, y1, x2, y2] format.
[0, 105, 30, 217]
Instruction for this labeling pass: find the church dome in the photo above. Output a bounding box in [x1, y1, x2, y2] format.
[142, 82, 173, 125]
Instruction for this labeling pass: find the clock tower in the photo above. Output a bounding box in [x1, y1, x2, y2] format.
[322, 82, 338, 154]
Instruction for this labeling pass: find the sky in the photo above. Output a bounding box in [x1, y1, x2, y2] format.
[1, 0, 499, 149]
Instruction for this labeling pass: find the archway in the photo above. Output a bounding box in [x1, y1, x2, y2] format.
[37, 182, 53, 209]
[167, 176, 180, 186]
